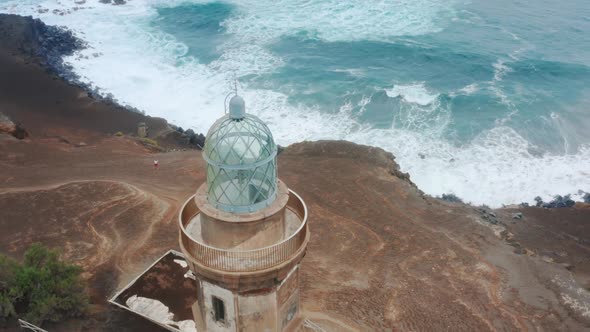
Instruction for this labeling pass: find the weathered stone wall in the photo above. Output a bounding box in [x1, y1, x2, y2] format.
[201, 280, 237, 331]
[277, 267, 300, 331]
[237, 291, 278, 331]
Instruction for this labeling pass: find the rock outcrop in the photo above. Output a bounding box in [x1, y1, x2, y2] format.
[0, 113, 28, 139]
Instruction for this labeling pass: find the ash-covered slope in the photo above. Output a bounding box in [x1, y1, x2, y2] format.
[279, 141, 590, 331]
[2, 136, 589, 331]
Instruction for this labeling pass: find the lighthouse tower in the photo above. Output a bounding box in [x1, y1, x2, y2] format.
[178, 94, 309, 331]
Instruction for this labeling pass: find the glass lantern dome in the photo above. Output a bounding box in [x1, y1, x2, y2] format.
[202, 95, 278, 213]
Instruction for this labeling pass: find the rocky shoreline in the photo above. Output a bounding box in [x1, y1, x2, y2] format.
[0, 13, 205, 149]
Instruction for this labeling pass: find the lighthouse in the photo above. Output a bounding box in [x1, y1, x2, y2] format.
[178, 94, 309, 331]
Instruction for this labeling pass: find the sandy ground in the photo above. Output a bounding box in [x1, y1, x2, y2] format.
[1, 136, 589, 331]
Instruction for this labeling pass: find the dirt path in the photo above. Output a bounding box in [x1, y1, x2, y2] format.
[1, 137, 589, 331]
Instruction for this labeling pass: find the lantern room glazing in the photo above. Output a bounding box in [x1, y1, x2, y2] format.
[202, 96, 278, 213]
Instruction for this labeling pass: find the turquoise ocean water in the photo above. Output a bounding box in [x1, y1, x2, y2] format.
[1, 0, 589, 206]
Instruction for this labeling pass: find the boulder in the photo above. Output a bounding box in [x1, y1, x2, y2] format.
[0, 114, 15, 135]
[543, 195, 575, 208]
[189, 133, 205, 148]
[0, 115, 28, 140]
[12, 123, 29, 139]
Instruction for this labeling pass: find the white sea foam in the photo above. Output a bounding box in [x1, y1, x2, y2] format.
[220, 0, 457, 43]
[386, 83, 440, 106]
[1, 0, 589, 207]
[456, 83, 479, 96]
[350, 126, 590, 206]
[493, 59, 512, 82]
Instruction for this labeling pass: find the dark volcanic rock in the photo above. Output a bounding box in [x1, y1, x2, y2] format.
[0, 14, 86, 83]
[190, 133, 205, 148]
[440, 193, 463, 203]
[12, 122, 29, 139]
[478, 206, 499, 224]
[183, 129, 205, 149]
[512, 212, 523, 220]
[534, 194, 576, 208]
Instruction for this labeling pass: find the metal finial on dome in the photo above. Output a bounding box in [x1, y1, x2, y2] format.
[229, 94, 246, 120]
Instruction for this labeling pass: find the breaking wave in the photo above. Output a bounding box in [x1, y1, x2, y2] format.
[1, 0, 589, 207]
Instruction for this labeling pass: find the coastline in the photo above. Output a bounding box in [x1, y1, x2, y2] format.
[3, 0, 588, 208]
[0, 13, 589, 331]
[2, 11, 588, 207]
[0, 13, 202, 149]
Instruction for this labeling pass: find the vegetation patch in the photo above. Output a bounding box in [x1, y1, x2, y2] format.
[0, 244, 88, 326]
[140, 137, 159, 146]
[534, 195, 576, 208]
[439, 193, 464, 203]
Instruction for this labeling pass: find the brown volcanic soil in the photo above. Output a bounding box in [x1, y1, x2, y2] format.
[1, 13, 590, 332]
[0, 136, 202, 331]
[498, 206, 590, 290]
[2, 134, 590, 331]
[284, 142, 590, 332]
[0, 47, 168, 146]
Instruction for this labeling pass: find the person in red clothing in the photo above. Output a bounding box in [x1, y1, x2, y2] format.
[153, 159, 159, 170]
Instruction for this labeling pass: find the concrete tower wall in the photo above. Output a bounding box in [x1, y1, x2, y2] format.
[195, 180, 291, 250]
[200, 280, 237, 331]
[200, 208, 286, 250]
[237, 290, 277, 331]
[186, 255, 304, 331]
[277, 267, 300, 331]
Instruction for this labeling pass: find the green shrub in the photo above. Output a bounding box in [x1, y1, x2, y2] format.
[439, 193, 463, 203]
[140, 137, 158, 146]
[0, 256, 18, 322]
[0, 244, 88, 326]
[114, 131, 124, 137]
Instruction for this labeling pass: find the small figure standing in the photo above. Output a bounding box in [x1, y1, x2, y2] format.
[153, 160, 159, 170]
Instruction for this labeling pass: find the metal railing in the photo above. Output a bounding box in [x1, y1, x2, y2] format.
[179, 190, 308, 272]
[18, 319, 48, 332]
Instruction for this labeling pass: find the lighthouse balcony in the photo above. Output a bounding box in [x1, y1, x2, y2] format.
[179, 189, 308, 274]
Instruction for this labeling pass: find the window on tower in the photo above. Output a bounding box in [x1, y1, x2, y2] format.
[212, 296, 225, 323]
